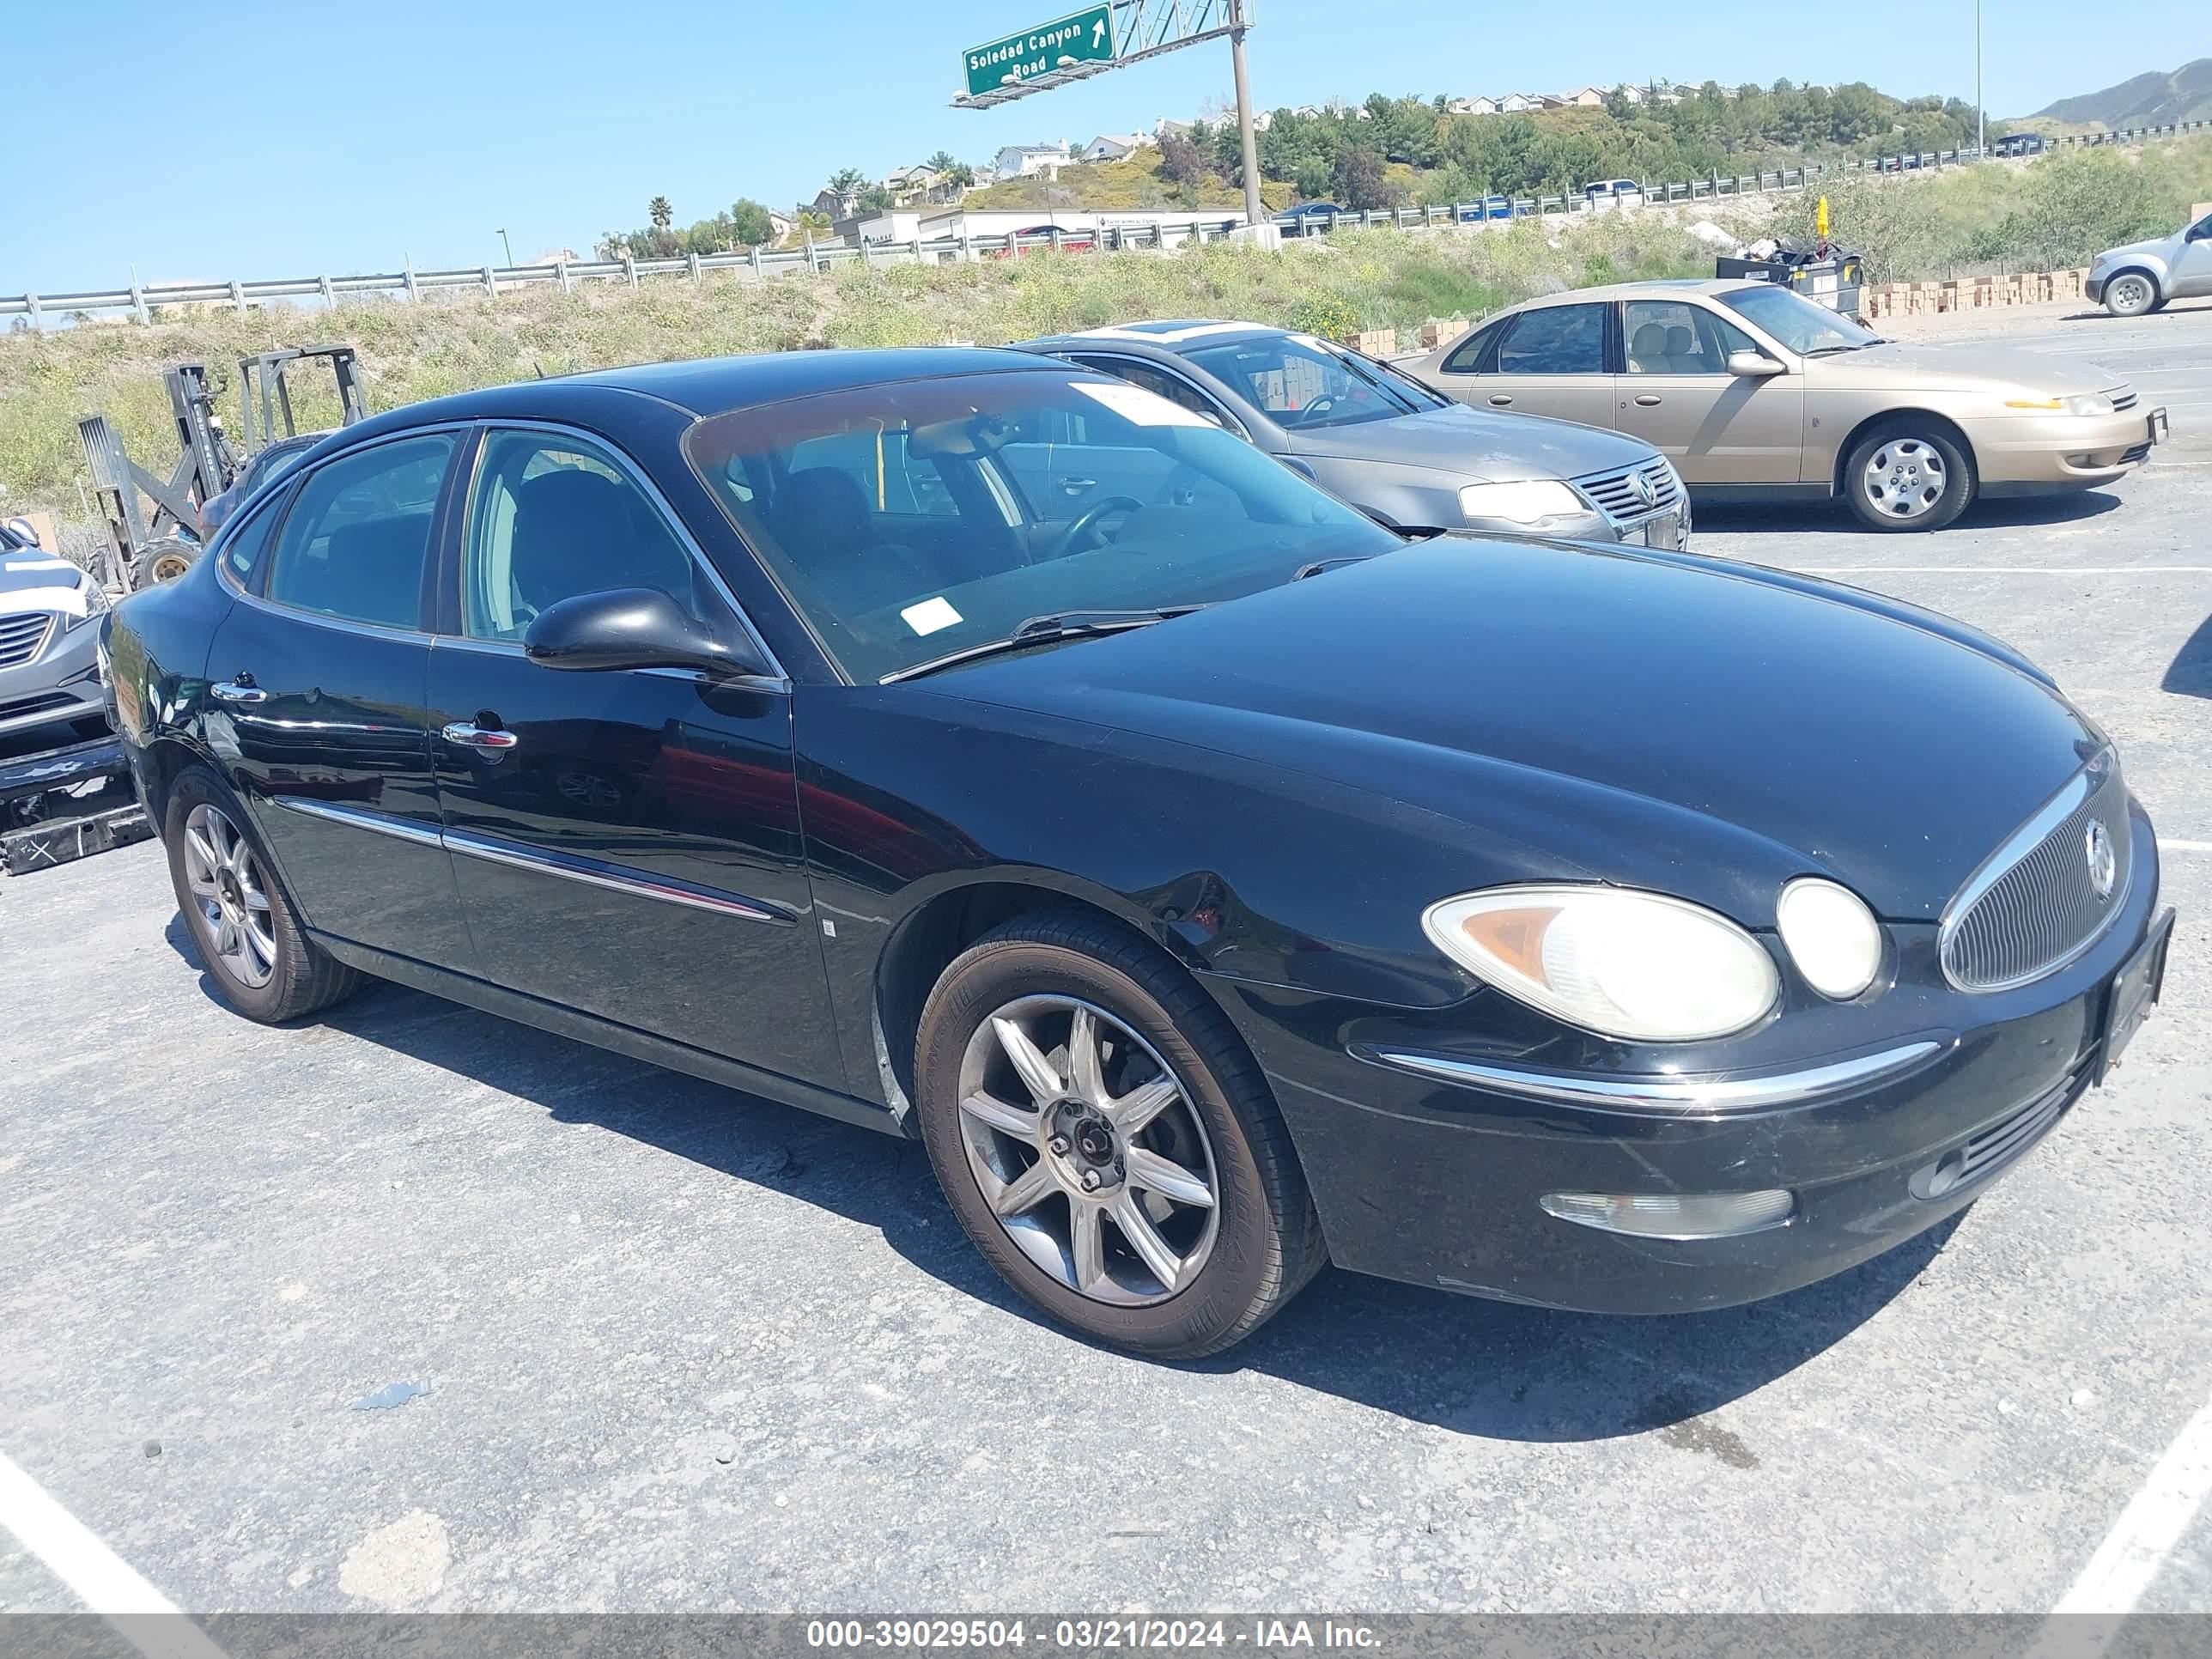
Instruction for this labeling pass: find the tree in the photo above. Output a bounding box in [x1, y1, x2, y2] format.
[825, 167, 866, 202]
[1335, 145, 1391, 210]
[926, 149, 958, 173]
[1159, 131, 1208, 185]
[729, 198, 776, 246]
[648, 196, 672, 231]
[857, 183, 894, 213]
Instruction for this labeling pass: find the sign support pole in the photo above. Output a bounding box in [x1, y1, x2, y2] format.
[1228, 0, 1262, 225]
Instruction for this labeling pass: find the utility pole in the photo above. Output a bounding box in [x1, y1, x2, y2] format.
[1975, 0, 1984, 157]
[1228, 0, 1263, 225]
[497, 228, 514, 266]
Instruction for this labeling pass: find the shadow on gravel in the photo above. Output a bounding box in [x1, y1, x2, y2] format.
[168, 948, 1958, 1448]
[1694, 489, 2122, 539]
[2163, 612, 2212, 699]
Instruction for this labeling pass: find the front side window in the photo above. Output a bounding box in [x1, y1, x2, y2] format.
[684, 370, 1398, 683]
[1624, 301, 1762, 374]
[1717, 284, 1881, 356]
[461, 430, 708, 642]
[1180, 333, 1431, 428]
[263, 434, 454, 629]
[1496, 306, 1608, 375]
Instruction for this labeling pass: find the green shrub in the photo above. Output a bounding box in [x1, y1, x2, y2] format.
[1286, 294, 1364, 340]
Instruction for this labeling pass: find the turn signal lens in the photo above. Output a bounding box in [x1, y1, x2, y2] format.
[1540, 1189, 1796, 1238]
[2004, 397, 2064, 410]
[1776, 878, 1884, 1000]
[1422, 885, 1779, 1042]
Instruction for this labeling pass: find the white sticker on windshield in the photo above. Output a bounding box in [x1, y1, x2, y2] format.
[901, 596, 963, 636]
[1071, 380, 1212, 428]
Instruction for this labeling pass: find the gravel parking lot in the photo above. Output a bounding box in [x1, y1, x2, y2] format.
[3, 301, 2210, 1623]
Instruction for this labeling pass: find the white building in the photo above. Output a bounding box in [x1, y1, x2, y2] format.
[854, 204, 1242, 252]
[1078, 132, 1152, 163]
[1498, 93, 1540, 112]
[992, 141, 1073, 180]
[1446, 96, 1498, 115]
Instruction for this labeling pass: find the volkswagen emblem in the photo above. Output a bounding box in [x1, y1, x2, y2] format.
[2086, 818, 2118, 900]
[1630, 470, 1658, 507]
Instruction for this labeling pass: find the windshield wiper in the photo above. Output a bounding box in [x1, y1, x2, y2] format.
[1802, 341, 1877, 356]
[881, 605, 1206, 682]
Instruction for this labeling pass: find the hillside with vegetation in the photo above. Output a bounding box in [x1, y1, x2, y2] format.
[2033, 58, 2212, 128]
[7, 137, 2209, 537]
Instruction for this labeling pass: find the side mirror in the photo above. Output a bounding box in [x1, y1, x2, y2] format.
[4, 516, 40, 549]
[1727, 350, 1785, 379]
[523, 587, 770, 678]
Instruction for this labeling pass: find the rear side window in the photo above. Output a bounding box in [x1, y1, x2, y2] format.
[220, 492, 287, 582]
[1440, 322, 1499, 374]
[1497, 306, 1608, 375]
[263, 434, 454, 629]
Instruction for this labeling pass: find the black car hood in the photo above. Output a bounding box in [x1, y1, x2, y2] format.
[927, 538, 2099, 922]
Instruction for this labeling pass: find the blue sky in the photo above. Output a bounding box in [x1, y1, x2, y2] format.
[9, 0, 2203, 293]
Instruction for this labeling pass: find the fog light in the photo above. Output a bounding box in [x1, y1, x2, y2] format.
[1540, 1189, 1795, 1238]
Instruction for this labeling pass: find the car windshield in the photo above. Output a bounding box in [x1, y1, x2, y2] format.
[684, 368, 1400, 682]
[1717, 285, 1882, 356]
[1182, 331, 1436, 428]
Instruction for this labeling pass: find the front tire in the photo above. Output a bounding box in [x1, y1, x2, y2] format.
[914, 911, 1324, 1358]
[2102, 271, 2161, 319]
[1844, 422, 1975, 532]
[164, 767, 360, 1023]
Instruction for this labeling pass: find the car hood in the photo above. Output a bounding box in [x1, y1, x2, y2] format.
[2095, 235, 2171, 264]
[1809, 340, 2121, 395]
[1281, 400, 1656, 482]
[0, 553, 92, 618]
[927, 538, 2099, 922]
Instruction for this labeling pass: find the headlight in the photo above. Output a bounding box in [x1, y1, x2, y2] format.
[64, 572, 110, 631]
[1775, 878, 1884, 1000]
[2004, 393, 2115, 416]
[1423, 884, 1780, 1042]
[1457, 479, 1586, 528]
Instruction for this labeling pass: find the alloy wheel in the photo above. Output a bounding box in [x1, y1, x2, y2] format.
[1861, 438, 1949, 521]
[182, 803, 278, 989]
[955, 994, 1219, 1306]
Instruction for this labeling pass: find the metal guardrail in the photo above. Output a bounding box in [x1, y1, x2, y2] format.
[6, 118, 2205, 325]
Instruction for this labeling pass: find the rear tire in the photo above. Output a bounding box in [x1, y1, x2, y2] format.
[164, 767, 360, 1024]
[137, 538, 198, 588]
[914, 910, 1324, 1358]
[1843, 421, 1975, 532]
[2102, 270, 2161, 319]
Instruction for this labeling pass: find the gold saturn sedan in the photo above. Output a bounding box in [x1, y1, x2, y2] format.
[1402, 279, 2167, 532]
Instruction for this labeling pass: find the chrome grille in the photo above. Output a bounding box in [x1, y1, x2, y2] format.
[1940, 752, 2131, 993]
[0, 611, 56, 669]
[1575, 458, 1681, 525]
[2110, 387, 2138, 413]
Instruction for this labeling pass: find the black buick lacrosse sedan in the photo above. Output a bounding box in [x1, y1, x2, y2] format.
[106, 348, 2172, 1358]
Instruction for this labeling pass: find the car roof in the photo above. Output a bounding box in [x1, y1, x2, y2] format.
[1509, 277, 1766, 309]
[324, 346, 1060, 445]
[1024, 319, 1287, 354]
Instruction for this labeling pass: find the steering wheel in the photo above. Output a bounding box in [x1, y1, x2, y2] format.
[1295, 396, 1338, 422]
[1049, 495, 1142, 560]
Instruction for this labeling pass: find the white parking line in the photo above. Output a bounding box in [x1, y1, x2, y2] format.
[1797, 567, 2212, 575]
[0, 1449, 227, 1658]
[2051, 1390, 2212, 1618]
[2161, 840, 2212, 854]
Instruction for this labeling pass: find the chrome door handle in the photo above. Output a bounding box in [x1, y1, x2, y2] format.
[1633, 394, 1662, 406]
[210, 680, 266, 705]
[1057, 477, 1097, 494]
[442, 722, 519, 750]
[1487, 394, 1514, 406]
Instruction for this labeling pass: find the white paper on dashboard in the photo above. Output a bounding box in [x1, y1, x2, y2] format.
[901, 596, 963, 635]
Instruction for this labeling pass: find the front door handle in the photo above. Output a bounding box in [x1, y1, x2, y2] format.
[1487, 394, 1514, 406]
[1633, 394, 1663, 407]
[210, 679, 267, 705]
[442, 722, 520, 750]
[1057, 477, 1097, 495]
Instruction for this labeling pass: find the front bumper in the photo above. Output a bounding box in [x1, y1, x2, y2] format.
[1205, 811, 2166, 1315]
[2085, 275, 2106, 302]
[0, 614, 105, 738]
[1964, 405, 2164, 491]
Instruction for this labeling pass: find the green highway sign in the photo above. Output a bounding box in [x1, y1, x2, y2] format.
[963, 5, 1116, 100]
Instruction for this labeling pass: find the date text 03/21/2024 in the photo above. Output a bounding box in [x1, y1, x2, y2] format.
[803, 1619, 1382, 1650]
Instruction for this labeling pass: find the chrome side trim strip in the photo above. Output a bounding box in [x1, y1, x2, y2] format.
[442, 828, 787, 925]
[272, 795, 445, 848]
[1362, 1039, 1947, 1113]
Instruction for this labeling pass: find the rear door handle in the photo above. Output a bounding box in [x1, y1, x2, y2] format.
[210, 680, 266, 705]
[442, 722, 520, 750]
[1487, 394, 1514, 406]
[1633, 394, 1662, 406]
[1057, 477, 1097, 495]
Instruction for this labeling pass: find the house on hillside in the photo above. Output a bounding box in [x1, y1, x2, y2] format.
[1291, 104, 1324, 119]
[766, 210, 796, 240]
[1613, 83, 1646, 105]
[886, 162, 940, 204]
[993, 140, 1072, 180]
[1079, 132, 1152, 163]
[811, 184, 860, 218]
[1446, 95, 1498, 115]
[1153, 118, 1192, 141]
[1498, 92, 1540, 112]
[1565, 86, 1607, 107]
